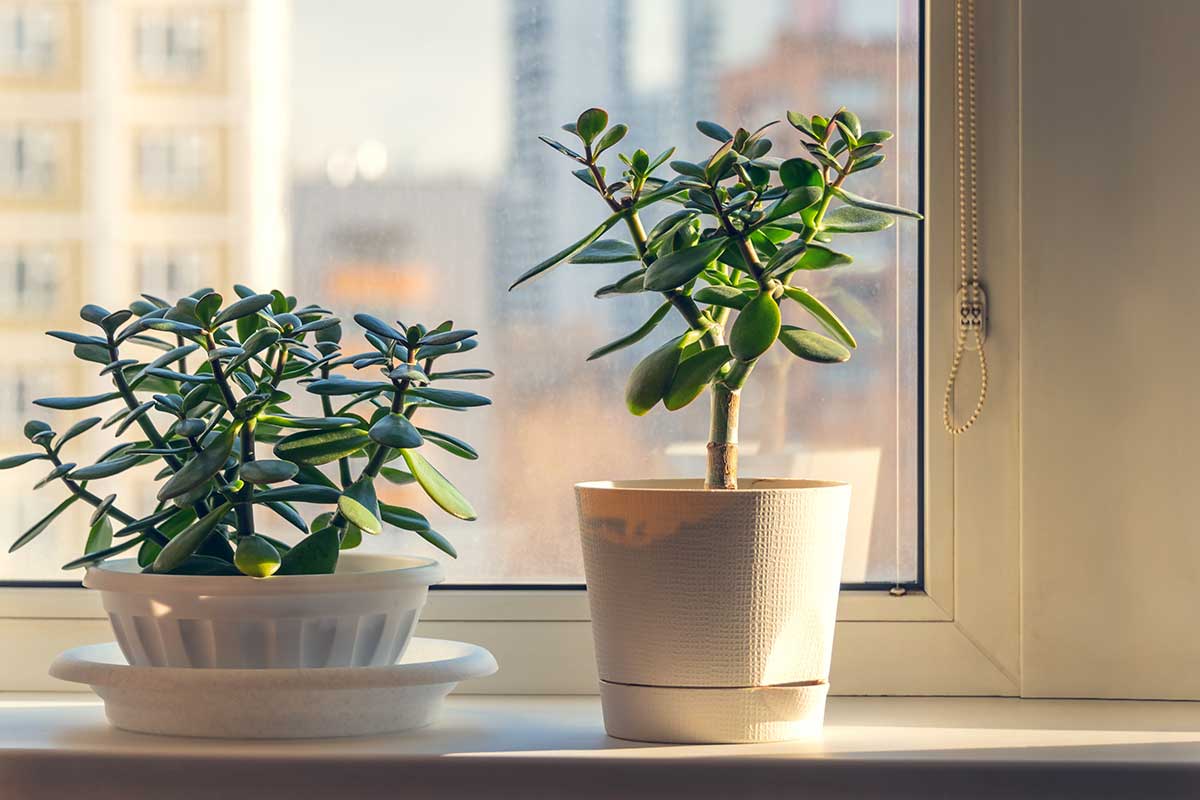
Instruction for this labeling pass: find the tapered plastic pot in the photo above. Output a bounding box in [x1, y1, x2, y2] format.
[576, 478, 851, 743]
[84, 553, 444, 668]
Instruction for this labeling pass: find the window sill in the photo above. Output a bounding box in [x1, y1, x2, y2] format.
[2, 695, 1199, 798]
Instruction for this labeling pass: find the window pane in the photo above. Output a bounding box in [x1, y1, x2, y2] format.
[0, 0, 919, 586]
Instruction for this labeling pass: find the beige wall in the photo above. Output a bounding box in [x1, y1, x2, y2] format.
[1020, 0, 1200, 698]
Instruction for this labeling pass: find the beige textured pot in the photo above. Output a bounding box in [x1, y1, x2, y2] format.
[576, 478, 851, 744]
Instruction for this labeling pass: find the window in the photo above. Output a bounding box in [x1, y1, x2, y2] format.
[133, 8, 213, 83]
[135, 245, 214, 300]
[0, 244, 60, 313]
[0, 3, 60, 77]
[0, 123, 59, 195]
[290, 0, 921, 585]
[133, 127, 221, 203]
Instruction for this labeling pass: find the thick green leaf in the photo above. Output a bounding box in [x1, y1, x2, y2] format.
[762, 187, 824, 223]
[693, 285, 750, 310]
[156, 424, 239, 502]
[417, 428, 477, 460]
[84, 516, 114, 556]
[380, 503, 430, 532]
[231, 535, 280, 577]
[849, 153, 885, 173]
[304, 378, 390, 396]
[594, 269, 645, 298]
[539, 136, 583, 161]
[338, 479, 381, 534]
[369, 413, 423, 449]
[0, 453, 46, 470]
[380, 466, 416, 486]
[415, 528, 457, 559]
[795, 242, 854, 270]
[643, 237, 729, 292]
[240, 459, 299, 485]
[730, 292, 782, 362]
[576, 107, 608, 145]
[670, 160, 707, 180]
[570, 239, 639, 264]
[274, 427, 370, 465]
[62, 536, 143, 570]
[696, 120, 733, 142]
[70, 455, 143, 481]
[276, 528, 339, 575]
[626, 335, 689, 416]
[428, 369, 493, 381]
[831, 186, 923, 219]
[782, 287, 857, 349]
[258, 414, 359, 430]
[55, 417, 101, 451]
[161, 555, 241, 576]
[89, 494, 117, 525]
[150, 503, 231, 573]
[33, 462, 74, 490]
[779, 158, 824, 190]
[665, 345, 733, 411]
[587, 301, 672, 361]
[763, 240, 809, 276]
[821, 206, 895, 233]
[401, 449, 476, 521]
[858, 130, 894, 145]
[263, 500, 308, 533]
[593, 123, 627, 156]
[254, 484, 341, 504]
[213, 294, 273, 327]
[33, 392, 122, 411]
[786, 111, 818, 139]
[406, 387, 490, 409]
[340, 523, 363, 550]
[778, 326, 852, 363]
[9, 494, 78, 552]
[509, 211, 624, 289]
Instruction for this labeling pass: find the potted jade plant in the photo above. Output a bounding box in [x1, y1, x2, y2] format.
[1, 287, 490, 669]
[511, 108, 920, 743]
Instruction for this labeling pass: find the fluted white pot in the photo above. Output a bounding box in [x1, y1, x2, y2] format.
[576, 478, 851, 744]
[84, 553, 444, 668]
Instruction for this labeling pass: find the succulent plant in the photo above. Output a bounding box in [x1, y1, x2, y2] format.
[511, 107, 921, 489]
[1, 288, 490, 576]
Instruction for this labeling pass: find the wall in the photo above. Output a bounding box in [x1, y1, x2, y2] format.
[1020, 0, 1200, 698]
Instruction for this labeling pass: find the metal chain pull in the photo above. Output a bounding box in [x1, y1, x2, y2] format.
[943, 0, 988, 436]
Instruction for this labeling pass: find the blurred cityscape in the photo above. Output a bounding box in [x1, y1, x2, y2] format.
[0, 0, 918, 584]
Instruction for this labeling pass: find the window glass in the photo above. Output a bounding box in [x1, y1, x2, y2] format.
[0, 0, 919, 586]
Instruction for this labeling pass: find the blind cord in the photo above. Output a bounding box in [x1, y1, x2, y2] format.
[942, 0, 988, 435]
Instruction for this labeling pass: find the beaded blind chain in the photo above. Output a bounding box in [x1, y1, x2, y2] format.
[943, 0, 988, 435]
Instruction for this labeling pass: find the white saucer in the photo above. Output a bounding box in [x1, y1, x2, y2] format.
[50, 637, 498, 739]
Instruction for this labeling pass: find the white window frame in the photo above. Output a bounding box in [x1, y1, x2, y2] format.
[0, 0, 1022, 696]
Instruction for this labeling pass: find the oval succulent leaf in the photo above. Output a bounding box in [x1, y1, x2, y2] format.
[276, 528, 339, 575]
[782, 287, 857, 349]
[70, 455, 143, 481]
[417, 428, 478, 460]
[665, 345, 733, 411]
[830, 185, 923, 219]
[338, 479, 382, 535]
[9, 495, 79, 553]
[588, 301, 672, 362]
[509, 211, 624, 290]
[62, 536, 143, 571]
[821, 206, 895, 233]
[643, 237, 729, 292]
[795, 242, 854, 270]
[401, 449, 476, 521]
[149, 502, 231, 573]
[353, 313, 407, 341]
[380, 503, 430, 532]
[380, 466, 416, 486]
[305, 378, 391, 396]
[274, 427, 370, 466]
[778, 326, 853, 363]
[233, 535, 281, 578]
[156, 424, 240, 502]
[0, 453, 46, 470]
[254, 484, 341, 504]
[33, 392, 122, 411]
[625, 335, 688, 416]
[570, 239, 639, 264]
[730, 292, 782, 362]
[258, 414, 359, 430]
[428, 368, 493, 381]
[575, 107, 608, 144]
[240, 459, 299, 485]
[369, 413, 424, 449]
[84, 516, 114, 556]
[696, 119, 733, 143]
[406, 387, 491, 409]
[779, 158, 824, 189]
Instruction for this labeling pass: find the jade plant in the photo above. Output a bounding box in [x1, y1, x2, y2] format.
[510, 107, 921, 489]
[0, 288, 490, 576]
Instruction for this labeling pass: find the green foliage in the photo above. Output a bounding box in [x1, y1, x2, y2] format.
[2, 289, 490, 574]
[512, 105, 922, 487]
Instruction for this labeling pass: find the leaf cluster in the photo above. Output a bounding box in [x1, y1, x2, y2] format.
[2, 288, 491, 576]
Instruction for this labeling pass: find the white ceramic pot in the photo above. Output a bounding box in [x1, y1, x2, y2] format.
[576, 478, 851, 744]
[84, 553, 444, 669]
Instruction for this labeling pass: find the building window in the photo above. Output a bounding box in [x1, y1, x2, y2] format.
[133, 8, 213, 83]
[134, 128, 219, 203]
[135, 246, 211, 299]
[0, 244, 59, 314]
[0, 123, 59, 195]
[0, 3, 62, 77]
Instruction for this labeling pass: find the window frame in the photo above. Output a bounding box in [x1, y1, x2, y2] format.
[0, 0, 1022, 696]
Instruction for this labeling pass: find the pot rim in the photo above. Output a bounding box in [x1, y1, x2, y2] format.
[83, 552, 444, 595]
[576, 477, 849, 493]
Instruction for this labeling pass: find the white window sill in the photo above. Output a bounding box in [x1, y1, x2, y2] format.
[2, 694, 1199, 798]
